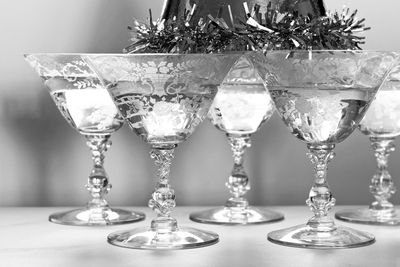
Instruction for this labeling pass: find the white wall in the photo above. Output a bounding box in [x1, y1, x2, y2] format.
[0, 0, 399, 207]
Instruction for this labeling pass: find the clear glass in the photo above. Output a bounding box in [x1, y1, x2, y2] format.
[85, 53, 241, 249]
[24, 54, 145, 226]
[190, 54, 284, 225]
[252, 50, 397, 248]
[336, 63, 400, 225]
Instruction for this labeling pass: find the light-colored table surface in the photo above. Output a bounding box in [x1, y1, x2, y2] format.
[1, 206, 400, 267]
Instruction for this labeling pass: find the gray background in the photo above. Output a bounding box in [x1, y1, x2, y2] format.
[1, 0, 399, 207]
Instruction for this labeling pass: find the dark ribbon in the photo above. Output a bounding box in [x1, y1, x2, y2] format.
[161, 0, 326, 21]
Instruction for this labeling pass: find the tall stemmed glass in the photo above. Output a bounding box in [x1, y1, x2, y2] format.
[252, 50, 396, 248]
[25, 54, 145, 226]
[336, 62, 400, 225]
[190, 53, 284, 225]
[86, 53, 241, 249]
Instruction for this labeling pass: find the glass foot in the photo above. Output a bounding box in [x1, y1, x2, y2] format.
[335, 207, 400, 225]
[267, 224, 375, 249]
[107, 227, 219, 250]
[189, 206, 284, 225]
[49, 207, 145, 226]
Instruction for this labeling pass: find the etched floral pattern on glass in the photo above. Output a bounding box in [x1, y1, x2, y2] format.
[336, 62, 400, 225]
[85, 53, 241, 250]
[252, 50, 396, 249]
[24, 54, 145, 226]
[190, 53, 283, 225]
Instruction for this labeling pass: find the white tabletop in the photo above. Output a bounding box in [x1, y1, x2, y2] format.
[1, 206, 399, 267]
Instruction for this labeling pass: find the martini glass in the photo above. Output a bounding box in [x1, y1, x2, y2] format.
[25, 54, 145, 226]
[85, 53, 241, 249]
[336, 63, 400, 225]
[252, 50, 396, 248]
[190, 53, 284, 225]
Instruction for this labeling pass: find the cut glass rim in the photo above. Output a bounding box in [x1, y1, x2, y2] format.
[24, 50, 400, 56]
[23, 52, 251, 57]
[23, 52, 247, 79]
[263, 50, 399, 53]
[23, 50, 399, 62]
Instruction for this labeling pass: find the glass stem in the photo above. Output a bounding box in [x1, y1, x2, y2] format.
[225, 134, 251, 211]
[369, 137, 396, 214]
[84, 134, 112, 214]
[149, 146, 178, 233]
[306, 144, 337, 232]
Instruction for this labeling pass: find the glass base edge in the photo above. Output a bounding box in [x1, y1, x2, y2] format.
[335, 207, 400, 226]
[267, 224, 375, 249]
[49, 207, 145, 226]
[107, 226, 219, 250]
[189, 206, 284, 225]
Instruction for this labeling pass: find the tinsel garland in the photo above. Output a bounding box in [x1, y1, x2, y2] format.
[124, 2, 369, 53]
[124, 7, 244, 53]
